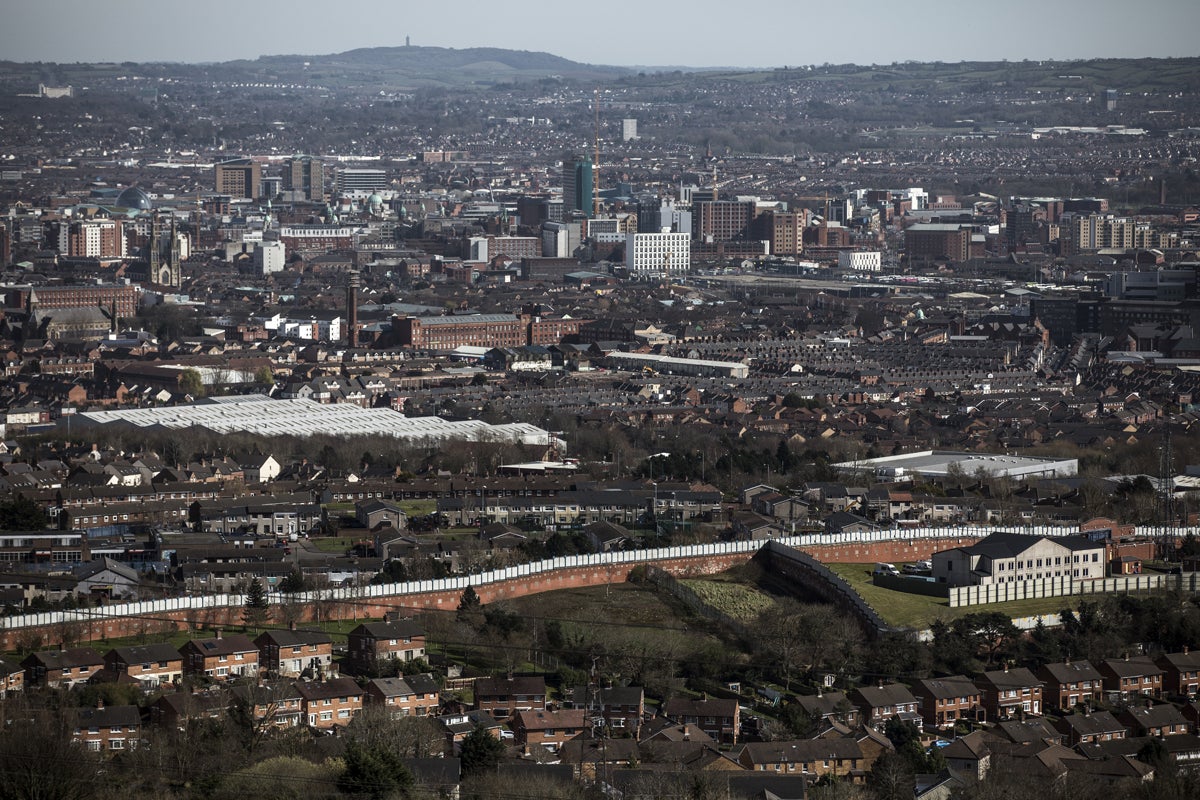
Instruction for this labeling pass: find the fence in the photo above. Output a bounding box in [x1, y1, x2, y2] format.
[2, 523, 1191, 633]
[644, 566, 751, 641]
[948, 572, 1200, 608]
[760, 540, 892, 635]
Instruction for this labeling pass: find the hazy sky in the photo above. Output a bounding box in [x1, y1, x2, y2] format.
[3, 0, 1197, 68]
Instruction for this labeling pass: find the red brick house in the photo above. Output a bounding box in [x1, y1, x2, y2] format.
[976, 667, 1044, 721]
[150, 691, 229, 729]
[346, 619, 426, 674]
[474, 675, 546, 720]
[254, 628, 334, 677]
[914, 675, 983, 730]
[231, 682, 305, 729]
[1155, 649, 1200, 698]
[737, 739, 865, 781]
[567, 685, 646, 736]
[1098, 655, 1163, 700]
[661, 697, 740, 744]
[73, 703, 142, 753]
[513, 708, 587, 754]
[1053, 711, 1127, 746]
[0, 657, 25, 697]
[103, 644, 184, 687]
[297, 677, 365, 729]
[179, 632, 260, 680]
[22, 647, 104, 688]
[848, 684, 919, 730]
[1119, 702, 1191, 738]
[1036, 660, 1104, 710]
[364, 674, 441, 718]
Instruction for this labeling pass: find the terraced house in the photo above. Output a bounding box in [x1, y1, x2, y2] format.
[1037, 660, 1105, 710]
[914, 675, 983, 729]
[103, 643, 183, 687]
[73, 703, 141, 753]
[297, 677, 364, 729]
[180, 632, 259, 680]
[255, 628, 334, 677]
[346, 619, 425, 674]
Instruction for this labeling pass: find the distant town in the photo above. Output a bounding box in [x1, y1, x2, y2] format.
[1, 49, 1200, 800]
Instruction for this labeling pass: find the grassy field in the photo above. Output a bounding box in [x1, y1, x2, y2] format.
[679, 577, 777, 622]
[309, 536, 357, 553]
[827, 563, 1080, 629]
[396, 500, 437, 517]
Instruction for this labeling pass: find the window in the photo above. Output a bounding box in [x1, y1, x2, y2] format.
[110, 739, 125, 750]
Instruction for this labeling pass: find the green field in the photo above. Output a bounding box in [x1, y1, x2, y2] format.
[679, 577, 778, 622]
[827, 563, 1080, 629]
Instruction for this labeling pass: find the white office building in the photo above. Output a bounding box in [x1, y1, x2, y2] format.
[622, 118, 638, 141]
[336, 168, 389, 194]
[254, 241, 286, 275]
[625, 230, 690, 277]
[838, 250, 883, 272]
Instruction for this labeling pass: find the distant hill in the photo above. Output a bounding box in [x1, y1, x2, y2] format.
[228, 45, 635, 89]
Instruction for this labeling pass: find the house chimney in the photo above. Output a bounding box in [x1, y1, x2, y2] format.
[215, 629, 222, 640]
[96, 699, 104, 710]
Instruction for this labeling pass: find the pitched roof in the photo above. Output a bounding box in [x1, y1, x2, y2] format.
[351, 619, 424, 640]
[106, 643, 182, 664]
[917, 675, 980, 699]
[295, 677, 364, 701]
[1038, 660, 1102, 682]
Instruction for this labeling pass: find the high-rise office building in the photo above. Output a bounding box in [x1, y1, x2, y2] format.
[638, 199, 692, 235]
[561, 153, 594, 216]
[760, 211, 805, 256]
[58, 219, 127, 259]
[282, 156, 324, 201]
[625, 231, 690, 277]
[214, 158, 261, 199]
[692, 200, 757, 242]
[622, 118, 638, 141]
[336, 168, 388, 194]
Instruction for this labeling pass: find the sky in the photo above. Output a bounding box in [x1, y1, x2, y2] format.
[3, 0, 1198, 69]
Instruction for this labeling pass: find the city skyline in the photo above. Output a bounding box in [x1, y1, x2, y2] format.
[4, 0, 1198, 70]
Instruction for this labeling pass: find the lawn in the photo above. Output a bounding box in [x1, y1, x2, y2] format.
[826, 563, 1080, 630]
[396, 500, 437, 517]
[309, 537, 356, 553]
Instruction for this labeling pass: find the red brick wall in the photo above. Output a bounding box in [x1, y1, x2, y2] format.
[0, 539, 974, 650]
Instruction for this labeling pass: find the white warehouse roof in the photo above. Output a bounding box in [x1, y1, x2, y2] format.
[69, 395, 555, 446]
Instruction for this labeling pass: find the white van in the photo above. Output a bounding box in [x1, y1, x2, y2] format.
[872, 562, 898, 577]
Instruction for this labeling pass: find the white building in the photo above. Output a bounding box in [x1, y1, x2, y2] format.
[622, 118, 638, 141]
[254, 241, 286, 275]
[625, 230, 691, 277]
[542, 221, 580, 258]
[259, 310, 343, 342]
[832, 450, 1077, 482]
[932, 532, 1106, 587]
[336, 168, 389, 193]
[838, 250, 882, 272]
